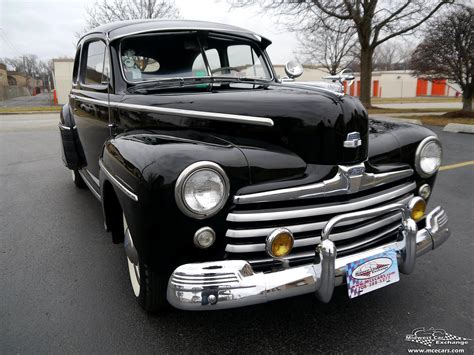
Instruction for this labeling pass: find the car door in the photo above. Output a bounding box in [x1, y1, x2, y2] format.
[71, 38, 111, 187]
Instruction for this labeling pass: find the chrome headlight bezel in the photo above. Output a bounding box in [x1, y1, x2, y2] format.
[174, 161, 230, 219]
[415, 136, 442, 178]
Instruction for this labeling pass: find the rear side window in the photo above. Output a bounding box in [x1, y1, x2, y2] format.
[83, 41, 107, 85]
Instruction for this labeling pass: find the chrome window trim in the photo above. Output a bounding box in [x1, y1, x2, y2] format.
[99, 159, 138, 202]
[225, 210, 404, 253]
[234, 164, 414, 204]
[69, 94, 274, 127]
[174, 161, 230, 220]
[227, 181, 416, 222]
[414, 136, 442, 178]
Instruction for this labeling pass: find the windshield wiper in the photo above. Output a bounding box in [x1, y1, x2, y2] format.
[128, 76, 213, 92]
[128, 76, 272, 93]
[210, 76, 272, 85]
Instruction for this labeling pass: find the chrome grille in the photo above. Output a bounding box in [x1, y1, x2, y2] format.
[225, 174, 416, 269]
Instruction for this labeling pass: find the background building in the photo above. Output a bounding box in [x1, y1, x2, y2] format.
[48, 63, 460, 105]
[52, 59, 74, 105]
[274, 65, 460, 98]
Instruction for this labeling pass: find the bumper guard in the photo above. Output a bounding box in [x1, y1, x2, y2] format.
[167, 204, 449, 310]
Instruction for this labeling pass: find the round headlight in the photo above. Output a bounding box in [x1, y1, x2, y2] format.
[415, 137, 442, 177]
[175, 162, 229, 219]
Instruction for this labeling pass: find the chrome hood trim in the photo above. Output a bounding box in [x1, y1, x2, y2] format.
[233, 163, 414, 204]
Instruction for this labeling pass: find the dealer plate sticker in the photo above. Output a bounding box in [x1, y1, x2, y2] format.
[346, 249, 399, 298]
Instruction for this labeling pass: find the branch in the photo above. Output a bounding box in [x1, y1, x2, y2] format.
[374, 0, 452, 47]
[311, 0, 352, 20]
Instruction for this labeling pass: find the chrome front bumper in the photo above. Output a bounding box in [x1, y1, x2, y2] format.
[167, 204, 449, 310]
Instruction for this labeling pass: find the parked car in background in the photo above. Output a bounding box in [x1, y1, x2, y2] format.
[58, 20, 449, 312]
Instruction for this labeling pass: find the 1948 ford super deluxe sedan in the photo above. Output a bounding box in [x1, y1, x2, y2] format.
[59, 20, 450, 312]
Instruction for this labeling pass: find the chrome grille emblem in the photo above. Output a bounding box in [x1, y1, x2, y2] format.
[344, 131, 362, 148]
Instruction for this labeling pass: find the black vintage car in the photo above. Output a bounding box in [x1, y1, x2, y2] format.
[59, 20, 450, 311]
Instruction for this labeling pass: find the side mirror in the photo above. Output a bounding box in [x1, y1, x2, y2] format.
[284, 61, 304, 79]
[323, 68, 355, 86]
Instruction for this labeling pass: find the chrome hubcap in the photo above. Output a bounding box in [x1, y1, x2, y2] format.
[123, 214, 140, 297]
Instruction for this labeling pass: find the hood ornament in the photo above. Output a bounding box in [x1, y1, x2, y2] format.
[344, 131, 362, 148]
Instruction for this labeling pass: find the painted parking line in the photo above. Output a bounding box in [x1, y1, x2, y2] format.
[439, 160, 474, 171]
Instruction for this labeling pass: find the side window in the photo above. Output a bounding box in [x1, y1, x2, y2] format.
[227, 44, 267, 78]
[192, 49, 221, 75]
[72, 46, 81, 84]
[83, 41, 107, 85]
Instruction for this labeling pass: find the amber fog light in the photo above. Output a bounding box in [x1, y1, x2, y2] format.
[408, 197, 426, 221]
[194, 227, 216, 249]
[266, 228, 294, 258]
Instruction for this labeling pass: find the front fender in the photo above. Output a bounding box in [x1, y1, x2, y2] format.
[368, 118, 439, 193]
[100, 129, 249, 272]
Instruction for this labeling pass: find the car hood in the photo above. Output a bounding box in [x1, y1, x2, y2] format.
[114, 84, 368, 182]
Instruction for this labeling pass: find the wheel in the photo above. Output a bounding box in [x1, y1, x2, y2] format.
[71, 169, 86, 188]
[123, 214, 168, 312]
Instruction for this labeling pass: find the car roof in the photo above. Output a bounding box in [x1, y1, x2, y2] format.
[81, 19, 271, 46]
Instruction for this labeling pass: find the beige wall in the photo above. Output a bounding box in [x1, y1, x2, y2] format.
[274, 66, 459, 98]
[53, 59, 74, 105]
[352, 70, 459, 98]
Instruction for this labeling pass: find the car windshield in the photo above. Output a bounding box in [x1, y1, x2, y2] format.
[119, 32, 272, 83]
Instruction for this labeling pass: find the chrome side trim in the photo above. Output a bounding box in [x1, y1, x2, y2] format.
[234, 164, 413, 204]
[227, 181, 416, 222]
[58, 123, 76, 130]
[70, 94, 274, 127]
[225, 212, 403, 253]
[78, 170, 101, 201]
[225, 194, 412, 238]
[86, 169, 100, 186]
[99, 159, 139, 202]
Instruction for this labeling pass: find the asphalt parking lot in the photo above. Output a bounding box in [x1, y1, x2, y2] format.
[1, 114, 473, 354]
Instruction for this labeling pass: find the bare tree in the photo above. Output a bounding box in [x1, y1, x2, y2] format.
[2, 54, 39, 77]
[228, 0, 453, 108]
[411, 6, 473, 113]
[297, 18, 357, 74]
[373, 41, 415, 71]
[83, 0, 180, 32]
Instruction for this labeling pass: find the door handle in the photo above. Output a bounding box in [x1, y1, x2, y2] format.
[108, 123, 118, 129]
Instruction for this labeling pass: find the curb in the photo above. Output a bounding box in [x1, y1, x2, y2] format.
[371, 116, 423, 125]
[443, 123, 474, 134]
[0, 111, 59, 115]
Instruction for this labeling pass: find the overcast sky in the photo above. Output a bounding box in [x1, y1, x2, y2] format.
[0, 0, 298, 64]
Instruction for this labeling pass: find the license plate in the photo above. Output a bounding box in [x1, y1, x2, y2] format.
[346, 249, 400, 298]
